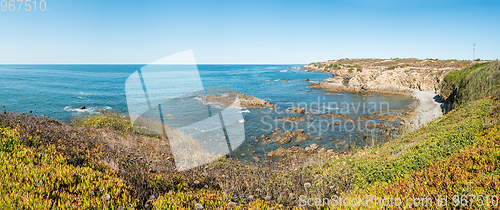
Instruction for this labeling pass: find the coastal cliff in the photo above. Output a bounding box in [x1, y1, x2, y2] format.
[304, 58, 473, 94]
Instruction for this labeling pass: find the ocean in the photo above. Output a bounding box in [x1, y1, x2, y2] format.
[0, 64, 414, 162]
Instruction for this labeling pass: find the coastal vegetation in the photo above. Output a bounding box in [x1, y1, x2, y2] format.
[440, 61, 500, 106]
[1, 60, 499, 209]
[309, 58, 473, 72]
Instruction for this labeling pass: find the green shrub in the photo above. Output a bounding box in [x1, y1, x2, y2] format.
[387, 66, 396, 70]
[81, 115, 133, 132]
[346, 123, 500, 208]
[356, 68, 362, 72]
[0, 141, 138, 209]
[0, 127, 19, 153]
[441, 62, 500, 105]
[351, 98, 497, 188]
[348, 68, 354, 73]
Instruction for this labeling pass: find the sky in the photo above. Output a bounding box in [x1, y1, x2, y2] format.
[0, 0, 499, 64]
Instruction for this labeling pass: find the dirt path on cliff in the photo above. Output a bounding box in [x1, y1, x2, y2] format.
[409, 90, 444, 129]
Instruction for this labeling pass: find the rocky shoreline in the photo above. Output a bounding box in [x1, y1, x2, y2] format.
[199, 59, 459, 167]
[255, 59, 464, 165]
[257, 106, 415, 165]
[303, 58, 472, 95]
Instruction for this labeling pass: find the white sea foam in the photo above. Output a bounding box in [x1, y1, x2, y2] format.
[64, 106, 111, 114]
[280, 70, 287, 72]
[325, 107, 340, 110]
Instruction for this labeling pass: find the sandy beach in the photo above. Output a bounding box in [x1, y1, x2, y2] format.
[409, 90, 444, 129]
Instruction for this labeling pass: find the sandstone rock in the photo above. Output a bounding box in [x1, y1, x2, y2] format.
[292, 106, 306, 114]
[268, 146, 287, 157]
[292, 129, 309, 142]
[303, 59, 462, 94]
[275, 136, 291, 144]
[305, 143, 319, 151]
[278, 116, 306, 122]
[282, 131, 293, 137]
[201, 92, 273, 108]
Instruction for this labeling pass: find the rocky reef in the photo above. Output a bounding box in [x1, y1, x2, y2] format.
[200, 92, 274, 108]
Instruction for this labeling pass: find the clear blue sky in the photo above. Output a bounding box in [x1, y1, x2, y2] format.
[1, 0, 499, 64]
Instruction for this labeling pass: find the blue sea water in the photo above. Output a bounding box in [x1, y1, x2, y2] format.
[0, 65, 413, 161]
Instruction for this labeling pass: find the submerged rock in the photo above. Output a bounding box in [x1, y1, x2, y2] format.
[292, 106, 306, 114]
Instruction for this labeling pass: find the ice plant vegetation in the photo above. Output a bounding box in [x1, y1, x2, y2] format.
[0, 61, 498, 209]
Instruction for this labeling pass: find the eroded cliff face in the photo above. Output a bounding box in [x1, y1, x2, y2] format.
[304, 58, 472, 94]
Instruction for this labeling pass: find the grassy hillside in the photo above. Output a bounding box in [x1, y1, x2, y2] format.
[440, 61, 500, 106]
[338, 98, 500, 208]
[1, 61, 499, 209]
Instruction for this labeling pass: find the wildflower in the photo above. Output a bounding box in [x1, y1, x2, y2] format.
[99, 187, 105, 192]
[195, 203, 203, 210]
[194, 180, 200, 184]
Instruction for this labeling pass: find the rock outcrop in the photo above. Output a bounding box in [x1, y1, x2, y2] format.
[292, 107, 306, 114]
[277, 116, 306, 123]
[304, 58, 473, 94]
[201, 92, 274, 108]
